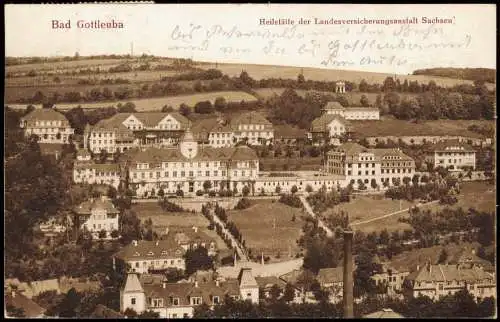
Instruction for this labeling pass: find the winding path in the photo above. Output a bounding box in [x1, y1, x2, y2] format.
[209, 207, 250, 263]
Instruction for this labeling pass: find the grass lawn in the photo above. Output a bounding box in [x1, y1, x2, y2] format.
[197, 62, 495, 89]
[228, 200, 305, 260]
[260, 157, 322, 171]
[131, 203, 228, 250]
[37, 91, 258, 111]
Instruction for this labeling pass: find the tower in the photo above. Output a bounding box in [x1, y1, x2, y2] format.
[336, 81, 346, 93]
[179, 128, 198, 159]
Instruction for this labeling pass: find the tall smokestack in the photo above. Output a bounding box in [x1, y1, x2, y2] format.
[343, 230, 354, 318]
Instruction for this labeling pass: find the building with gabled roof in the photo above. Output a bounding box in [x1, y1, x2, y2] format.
[191, 118, 234, 148]
[120, 267, 260, 318]
[322, 101, 379, 120]
[5, 291, 46, 318]
[74, 196, 120, 239]
[425, 139, 476, 171]
[325, 142, 415, 190]
[73, 160, 121, 189]
[125, 130, 259, 198]
[19, 108, 75, 144]
[404, 263, 495, 301]
[85, 112, 191, 154]
[230, 111, 274, 146]
[309, 114, 351, 145]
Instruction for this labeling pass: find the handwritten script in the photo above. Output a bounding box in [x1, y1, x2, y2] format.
[167, 21, 472, 70]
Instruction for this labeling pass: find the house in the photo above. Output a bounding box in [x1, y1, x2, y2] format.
[325, 142, 416, 190]
[425, 139, 476, 171]
[230, 111, 274, 146]
[404, 262, 496, 302]
[372, 263, 411, 297]
[446, 248, 495, 273]
[309, 114, 350, 145]
[120, 268, 260, 318]
[74, 196, 120, 239]
[363, 308, 404, 318]
[167, 226, 218, 256]
[125, 129, 259, 198]
[73, 160, 121, 189]
[113, 239, 187, 274]
[274, 124, 308, 145]
[317, 267, 344, 303]
[255, 276, 286, 299]
[322, 101, 380, 120]
[191, 118, 234, 148]
[19, 108, 75, 144]
[5, 291, 46, 318]
[85, 112, 191, 154]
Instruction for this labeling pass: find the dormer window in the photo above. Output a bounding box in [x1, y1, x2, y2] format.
[172, 297, 180, 306]
[148, 251, 154, 256]
[212, 296, 220, 304]
[191, 297, 202, 305]
[161, 251, 168, 255]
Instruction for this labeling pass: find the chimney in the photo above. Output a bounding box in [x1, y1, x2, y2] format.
[343, 230, 354, 318]
[195, 281, 199, 288]
[162, 280, 167, 289]
[215, 279, 220, 287]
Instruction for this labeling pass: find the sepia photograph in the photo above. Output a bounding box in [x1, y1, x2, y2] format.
[4, 3, 497, 319]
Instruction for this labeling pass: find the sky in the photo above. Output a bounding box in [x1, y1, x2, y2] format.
[5, 4, 496, 74]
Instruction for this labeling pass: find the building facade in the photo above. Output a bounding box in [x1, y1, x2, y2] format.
[125, 130, 260, 198]
[19, 108, 74, 144]
[85, 112, 191, 154]
[230, 112, 274, 146]
[74, 196, 120, 239]
[325, 142, 416, 190]
[309, 114, 349, 145]
[73, 160, 121, 189]
[425, 140, 476, 171]
[120, 268, 260, 318]
[323, 101, 380, 120]
[405, 263, 496, 302]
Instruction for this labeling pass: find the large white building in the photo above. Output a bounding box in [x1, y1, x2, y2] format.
[191, 118, 234, 148]
[323, 101, 380, 120]
[74, 196, 120, 239]
[73, 150, 121, 189]
[230, 111, 274, 146]
[19, 108, 74, 144]
[84, 112, 191, 154]
[125, 130, 259, 198]
[405, 263, 495, 302]
[325, 142, 416, 190]
[309, 114, 350, 145]
[425, 140, 476, 171]
[120, 268, 260, 318]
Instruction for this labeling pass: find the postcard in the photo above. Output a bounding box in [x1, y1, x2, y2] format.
[4, 3, 497, 319]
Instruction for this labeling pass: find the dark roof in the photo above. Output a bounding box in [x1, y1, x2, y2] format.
[406, 264, 494, 283]
[126, 145, 258, 164]
[328, 143, 414, 162]
[93, 112, 190, 131]
[91, 304, 125, 318]
[5, 292, 46, 318]
[21, 108, 68, 122]
[230, 111, 272, 127]
[274, 124, 308, 139]
[255, 276, 285, 290]
[323, 101, 344, 110]
[317, 267, 344, 285]
[310, 114, 349, 132]
[74, 198, 119, 215]
[429, 139, 476, 152]
[114, 239, 186, 261]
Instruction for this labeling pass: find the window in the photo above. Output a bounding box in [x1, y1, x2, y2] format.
[131, 298, 136, 305]
[173, 298, 180, 306]
[213, 296, 220, 304]
[191, 297, 202, 305]
[183, 313, 189, 318]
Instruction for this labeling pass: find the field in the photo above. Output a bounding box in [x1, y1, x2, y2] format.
[196, 62, 496, 90]
[335, 181, 496, 234]
[23, 91, 258, 111]
[228, 200, 305, 260]
[131, 202, 227, 250]
[350, 119, 494, 139]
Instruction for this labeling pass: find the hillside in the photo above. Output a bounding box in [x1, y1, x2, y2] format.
[412, 68, 495, 84]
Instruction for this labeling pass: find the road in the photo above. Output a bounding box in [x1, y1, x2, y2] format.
[299, 195, 334, 238]
[350, 200, 440, 226]
[209, 207, 250, 263]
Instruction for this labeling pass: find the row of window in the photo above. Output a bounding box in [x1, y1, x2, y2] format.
[131, 169, 256, 179]
[133, 259, 183, 268]
[238, 124, 268, 130]
[35, 120, 64, 126]
[346, 168, 412, 176]
[210, 132, 232, 138]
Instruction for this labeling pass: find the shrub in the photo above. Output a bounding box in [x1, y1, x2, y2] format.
[196, 190, 204, 196]
[208, 191, 216, 197]
[279, 194, 302, 208]
[234, 198, 252, 210]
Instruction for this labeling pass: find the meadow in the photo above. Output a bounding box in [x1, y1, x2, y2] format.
[228, 200, 305, 260]
[196, 62, 496, 90]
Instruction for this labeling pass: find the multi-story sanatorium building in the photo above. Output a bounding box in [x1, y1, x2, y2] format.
[125, 129, 260, 198]
[325, 142, 416, 189]
[84, 112, 191, 154]
[19, 108, 75, 144]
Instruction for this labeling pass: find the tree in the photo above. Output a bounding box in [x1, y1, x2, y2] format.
[138, 310, 160, 318]
[283, 283, 296, 303]
[194, 100, 214, 114]
[119, 210, 141, 245]
[161, 105, 174, 113]
[437, 249, 448, 264]
[382, 77, 396, 92]
[269, 284, 282, 302]
[179, 104, 191, 117]
[203, 180, 212, 192]
[123, 308, 138, 318]
[275, 185, 282, 195]
[291, 185, 298, 194]
[184, 247, 214, 276]
[353, 250, 382, 298]
[242, 186, 250, 197]
[305, 185, 313, 193]
[360, 95, 370, 107]
[98, 230, 107, 239]
[6, 305, 25, 317]
[214, 97, 227, 111]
